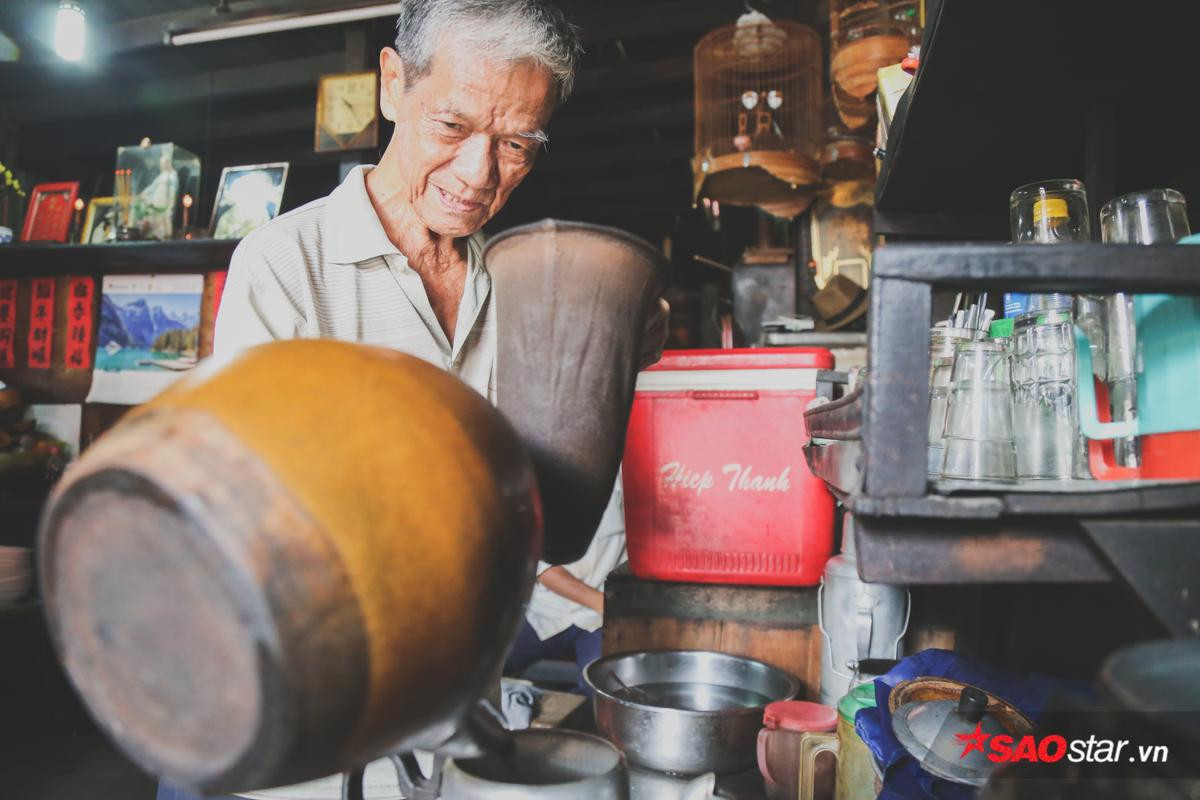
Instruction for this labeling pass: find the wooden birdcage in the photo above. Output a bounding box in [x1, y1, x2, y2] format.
[693, 14, 823, 219]
[830, 0, 920, 100]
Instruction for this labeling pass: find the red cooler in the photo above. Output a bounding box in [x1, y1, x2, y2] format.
[623, 348, 835, 586]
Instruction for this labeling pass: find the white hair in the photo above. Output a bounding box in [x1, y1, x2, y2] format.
[395, 0, 583, 103]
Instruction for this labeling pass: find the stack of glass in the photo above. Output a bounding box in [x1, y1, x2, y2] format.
[1007, 180, 1091, 480]
[940, 340, 1017, 481]
[927, 325, 976, 475]
[1097, 189, 1192, 467]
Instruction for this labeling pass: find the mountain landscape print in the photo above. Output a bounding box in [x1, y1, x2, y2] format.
[96, 288, 202, 372]
[87, 274, 205, 405]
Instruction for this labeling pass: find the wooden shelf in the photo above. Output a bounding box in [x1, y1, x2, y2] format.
[0, 239, 239, 276]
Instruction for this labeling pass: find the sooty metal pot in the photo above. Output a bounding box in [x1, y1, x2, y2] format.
[585, 650, 799, 776]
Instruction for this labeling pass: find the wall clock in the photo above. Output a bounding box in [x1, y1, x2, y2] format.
[315, 71, 379, 153]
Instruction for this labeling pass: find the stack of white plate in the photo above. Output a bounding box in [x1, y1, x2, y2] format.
[0, 546, 33, 605]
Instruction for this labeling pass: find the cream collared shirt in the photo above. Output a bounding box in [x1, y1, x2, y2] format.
[214, 165, 496, 400]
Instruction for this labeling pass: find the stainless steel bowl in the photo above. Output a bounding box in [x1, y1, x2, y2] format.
[584, 650, 799, 775]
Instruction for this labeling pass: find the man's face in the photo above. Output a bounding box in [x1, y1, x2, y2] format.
[380, 41, 557, 237]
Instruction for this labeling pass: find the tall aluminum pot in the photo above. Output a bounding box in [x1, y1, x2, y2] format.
[38, 341, 541, 795]
[818, 515, 909, 706]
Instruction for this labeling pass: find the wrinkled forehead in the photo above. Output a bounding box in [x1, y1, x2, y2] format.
[417, 42, 557, 132]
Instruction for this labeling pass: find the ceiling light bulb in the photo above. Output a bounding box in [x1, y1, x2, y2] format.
[54, 2, 86, 62]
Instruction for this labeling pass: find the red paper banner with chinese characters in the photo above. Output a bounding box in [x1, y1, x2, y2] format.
[65, 276, 95, 371]
[27, 278, 55, 369]
[0, 280, 17, 369]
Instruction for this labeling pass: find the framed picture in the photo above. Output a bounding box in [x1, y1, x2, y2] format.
[209, 163, 289, 240]
[81, 197, 116, 244]
[21, 182, 79, 243]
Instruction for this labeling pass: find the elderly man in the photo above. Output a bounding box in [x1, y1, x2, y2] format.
[213, 0, 665, 395]
[158, 1, 661, 798]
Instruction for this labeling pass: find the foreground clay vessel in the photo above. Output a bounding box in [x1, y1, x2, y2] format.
[39, 340, 541, 794]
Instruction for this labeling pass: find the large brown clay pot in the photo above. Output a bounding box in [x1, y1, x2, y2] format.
[488, 220, 668, 564]
[38, 340, 541, 795]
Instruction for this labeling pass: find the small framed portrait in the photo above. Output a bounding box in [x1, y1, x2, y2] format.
[20, 181, 80, 243]
[209, 163, 289, 240]
[81, 196, 117, 244]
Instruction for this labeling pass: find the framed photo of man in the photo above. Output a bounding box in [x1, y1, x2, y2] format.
[209, 163, 289, 240]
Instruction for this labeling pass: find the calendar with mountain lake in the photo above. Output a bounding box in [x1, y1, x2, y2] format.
[87, 274, 204, 405]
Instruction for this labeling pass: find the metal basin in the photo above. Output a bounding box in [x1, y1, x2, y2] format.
[585, 650, 799, 775]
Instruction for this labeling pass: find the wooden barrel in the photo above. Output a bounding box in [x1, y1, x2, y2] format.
[488, 220, 667, 564]
[38, 340, 541, 795]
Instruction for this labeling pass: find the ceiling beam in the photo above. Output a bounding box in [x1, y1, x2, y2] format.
[5, 48, 690, 124]
[536, 140, 693, 173]
[573, 55, 693, 93]
[96, 0, 365, 55]
[546, 168, 692, 200]
[550, 99, 692, 138]
[564, 1, 741, 41]
[6, 51, 342, 122]
[94, 0, 757, 57]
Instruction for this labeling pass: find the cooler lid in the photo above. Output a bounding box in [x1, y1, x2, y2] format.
[649, 348, 835, 372]
[763, 700, 838, 733]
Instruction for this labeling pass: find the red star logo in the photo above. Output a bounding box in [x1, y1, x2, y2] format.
[956, 722, 990, 758]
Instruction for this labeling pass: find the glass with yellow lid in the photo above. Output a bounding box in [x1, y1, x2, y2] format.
[1007, 178, 1091, 316]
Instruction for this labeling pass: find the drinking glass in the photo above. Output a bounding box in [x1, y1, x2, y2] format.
[928, 326, 977, 475]
[1008, 179, 1091, 315]
[1011, 308, 1085, 479]
[1098, 188, 1192, 467]
[1100, 188, 1190, 245]
[940, 340, 1016, 481]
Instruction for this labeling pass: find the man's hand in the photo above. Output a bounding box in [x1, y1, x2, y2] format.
[638, 297, 671, 371]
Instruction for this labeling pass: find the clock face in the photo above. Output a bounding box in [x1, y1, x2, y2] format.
[316, 72, 379, 150]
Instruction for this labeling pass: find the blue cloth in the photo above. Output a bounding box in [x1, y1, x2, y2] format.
[854, 648, 1093, 800]
[504, 619, 602, 696]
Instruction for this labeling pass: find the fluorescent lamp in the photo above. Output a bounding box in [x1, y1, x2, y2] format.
[54, 2, 86, 62]
[168, 3, 402, 46]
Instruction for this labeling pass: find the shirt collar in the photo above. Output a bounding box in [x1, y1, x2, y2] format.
[326, 164, 404, 265]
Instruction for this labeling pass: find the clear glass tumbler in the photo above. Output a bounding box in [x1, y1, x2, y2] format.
[928, 326, 977, 476]
[1098, 188, 1192, 467]
[1100, 188, 1190, 245]
[1011, 308, 1085, 479]
[928, 355, 956, 476]
[940, 340, 1017, 481]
